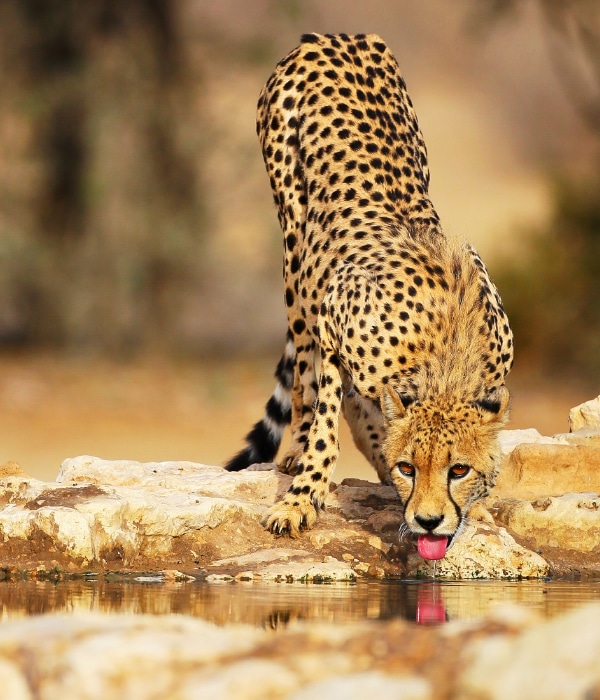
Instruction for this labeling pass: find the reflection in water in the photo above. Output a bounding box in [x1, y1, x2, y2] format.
[416, 584, 448, 625]
[0, 578, 599, 629]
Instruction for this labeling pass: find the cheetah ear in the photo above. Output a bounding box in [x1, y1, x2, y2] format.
[381, 386, 413, 424]
[475, 386, 510, 425]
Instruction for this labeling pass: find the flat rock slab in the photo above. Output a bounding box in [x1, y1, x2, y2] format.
[0, 603, 599, 698]
[494, 443, 600, 500]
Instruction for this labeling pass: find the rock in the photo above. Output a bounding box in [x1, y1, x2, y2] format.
[0, 462, 29, 479]
[457, 603, 600, 699]
[251, 559, 356, 583]
[493, 492, 600, 574]
[552, 429, 600, 447]
[492, 443, 600, 500]
[498, 428, 568, 457]
[208, 549, 356, 582]
[569, 395, 600, 432]
[290, 673, 431, 700]
[0, 470, 269, 570]
[408, 520, 549, 579]
[0, 604, 598, 698]
[0, 457, 400, 578]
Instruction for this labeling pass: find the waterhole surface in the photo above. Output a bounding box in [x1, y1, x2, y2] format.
[1, 579, 598, 628]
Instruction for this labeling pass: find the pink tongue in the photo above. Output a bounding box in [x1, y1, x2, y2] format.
[417, 534, 449, 560]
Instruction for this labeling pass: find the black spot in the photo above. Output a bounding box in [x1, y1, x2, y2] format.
[293, 319, 306, 334]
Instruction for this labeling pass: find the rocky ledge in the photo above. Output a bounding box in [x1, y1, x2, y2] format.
[0, 396, 599, 581]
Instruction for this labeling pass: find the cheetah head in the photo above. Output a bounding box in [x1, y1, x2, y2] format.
[381, 386, 510, 560]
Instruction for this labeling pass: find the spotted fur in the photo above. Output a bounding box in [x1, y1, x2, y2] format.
[226, 33, 514, 539]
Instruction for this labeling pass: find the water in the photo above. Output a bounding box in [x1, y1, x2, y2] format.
[1, 578, 598, 628]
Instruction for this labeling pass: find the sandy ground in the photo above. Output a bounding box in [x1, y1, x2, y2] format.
[0, 353, 592, 484]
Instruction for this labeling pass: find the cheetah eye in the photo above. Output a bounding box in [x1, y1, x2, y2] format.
[396, 461, 415, 478]
[449, 464, 471, 480]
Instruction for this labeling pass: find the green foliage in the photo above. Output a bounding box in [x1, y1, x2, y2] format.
[495, 173, 600, 378]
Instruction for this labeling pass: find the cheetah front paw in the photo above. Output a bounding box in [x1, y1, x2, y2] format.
[262, 494, 319, 537]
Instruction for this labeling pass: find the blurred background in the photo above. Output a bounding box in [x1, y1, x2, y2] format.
[0, 0, 599, 481]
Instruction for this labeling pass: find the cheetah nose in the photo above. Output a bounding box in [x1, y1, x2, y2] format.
[414, 515, 444, 532]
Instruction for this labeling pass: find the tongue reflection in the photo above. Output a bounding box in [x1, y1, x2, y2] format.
[417, 533, 449, 560]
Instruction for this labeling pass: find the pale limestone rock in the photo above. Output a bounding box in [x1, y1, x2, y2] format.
[10, 614, 260, 700]
[409, 521, 549, 579]
[553, 428, 600, 446]
[58, 456, 286, 503]
[494, 492, 600, 556]
[182, 659, 299, 699]
[0, 605, 598, 697]
[569, 395, 600, 432]
[209, 548, 307, 569]
[0, 461, 28, 479]
[252, 559, 356, 583]
[0, 658, 31, 700]
[498, 428, 568, 457]
[458, 603, 600, 699]
[0, 468, 266, 566]
[290, 672, 432, 700]
[35, 506, 96, 561]
[208, 549, 356, 582]
[0, 458, 401, 577]
[492, 443, 600, 500]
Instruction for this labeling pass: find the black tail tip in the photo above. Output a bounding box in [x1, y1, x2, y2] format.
[224, 450, 254, 472]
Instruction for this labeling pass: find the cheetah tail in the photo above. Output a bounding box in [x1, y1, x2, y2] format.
[224, 333, 294, 471]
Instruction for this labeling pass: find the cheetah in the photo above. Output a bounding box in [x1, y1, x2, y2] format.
[226, 33, 513, 559]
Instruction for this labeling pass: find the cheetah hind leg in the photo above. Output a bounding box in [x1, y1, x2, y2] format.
[277, 341, 318, 476]
[341, 371, 392, 485]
